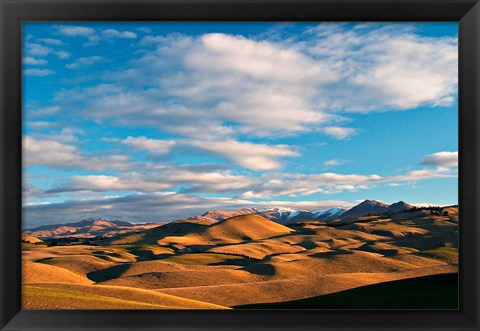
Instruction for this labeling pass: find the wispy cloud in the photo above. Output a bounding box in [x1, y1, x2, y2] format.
[24, 68, 55, 76]
[55, 25, 137, 47]
[322, 127, 357, 140]
[55, 25, 95, 37]
[23, 57, 47, 65]
[65, 56, 103, 69]
[185, 140, 300, 170]
[121, 136, 176, 157]
[420, 151, 458, 167]
[38, 38, 63, 45]
[28, 106, 60, 117]
[28, 121, 58, 130]
[24, 43, 52, 56]
[45, 165, 257, 195]
[101, 29, 137, 39]
[51, 26, 456, 143]
[54, 51, 70, 59]
[323, 159, 350, 167]
[24, 136, 132, 171]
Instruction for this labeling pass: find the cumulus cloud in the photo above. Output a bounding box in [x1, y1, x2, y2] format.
[55, 25, 95, 37]
[24, 136, 132, 171]
[323, 159, 350, 167]
[55, 25, 137, 47]
[237, 166, 456, 199]
[322, 127, 357, 140]
[51, 25, 456, 144]
[23, 57, 47, 65]
[54, 51, 71, 59]
[420, 151, 458, 167]
[138, 27, 151, 34]
[46, 166, 258, 195]
[28, 121, 58, 130]
[186, 140, 300, 170]
[43, 162, 456, 200]
[300, 23, 458, 111]
[66, 56, 103, 69]
[121, 136, 176, 156]
[24, 43, 52, 56]
[101, 29, 137, 39]
[38, 38, 63, 45]
[28, 106, 60, 117]
[24, 69, 55, 77]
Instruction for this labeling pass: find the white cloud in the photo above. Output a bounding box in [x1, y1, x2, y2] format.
[38, 38, 63, 45]
[51, 27, 457, 143]
[420, 151, 458, 167]
[44, 159, 457, 199]
[65, 56, 102, 69]
[322, 126, 357, 139]
[24, 69, 55, 77]
[186, 140, 300, 170]
[53, 175, 171, 193]
[121, 136, 175, 156]
[46, 165, 258, 194]
[28, 106, 60, 117]
[101, 29, 137, 39]
[56, 25, 95, 37]
[138, 27, 151, 34]
[23, 57, 47, 65]
[55, 51, 71, 59]
[324, 159, 350, 167]
[24, 43, 52, 56]
[28, 121, 58, 130]
[301, 24, 458, 112]
[24, 136, 131, 171]
[237, 166, 456, 199]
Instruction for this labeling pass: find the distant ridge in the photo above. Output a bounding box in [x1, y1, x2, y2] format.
[24, 200, 425, 236]
[25, 218, 134, 232]
[387, 201, 415, 212]
[23, 218, 163, 240]
[180, 200, 418, 225]
[341, 200, 390, 218]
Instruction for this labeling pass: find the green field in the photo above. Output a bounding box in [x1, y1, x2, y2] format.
[235, 273, 458, 309]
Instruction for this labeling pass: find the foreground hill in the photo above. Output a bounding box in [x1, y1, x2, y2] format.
[22, 234, 44, 244]
[23, 283, 227, 309]
[236, 272, 458, 309]
[157, 214, 295, 247]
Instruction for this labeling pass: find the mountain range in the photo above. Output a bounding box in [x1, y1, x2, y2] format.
[23, 200, 416, 240]
[23, 218, 164, 240]
[187, 200, 414, 225]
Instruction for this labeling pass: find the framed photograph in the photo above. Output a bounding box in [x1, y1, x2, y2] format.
[1, 0, 479, 330]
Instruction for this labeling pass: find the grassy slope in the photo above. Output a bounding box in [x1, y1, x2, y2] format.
[24, 283, 228, 309]
[235, 273, 458, 309]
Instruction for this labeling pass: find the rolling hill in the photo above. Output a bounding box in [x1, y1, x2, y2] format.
[22, 203, 459, 309]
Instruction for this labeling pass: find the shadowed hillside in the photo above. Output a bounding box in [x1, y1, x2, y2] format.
[235, 273, 458, 309]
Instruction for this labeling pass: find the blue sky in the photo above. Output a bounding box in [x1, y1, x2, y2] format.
[22, 22, 458, 227]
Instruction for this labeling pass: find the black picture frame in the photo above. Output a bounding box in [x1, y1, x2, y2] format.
[1, 0, 479, 330]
